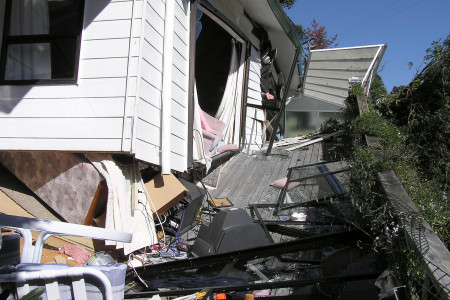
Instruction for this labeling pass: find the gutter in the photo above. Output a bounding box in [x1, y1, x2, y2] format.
[266, 0, 303, 50]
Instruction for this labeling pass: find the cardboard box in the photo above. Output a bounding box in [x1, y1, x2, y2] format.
[144, 173, 188, 217]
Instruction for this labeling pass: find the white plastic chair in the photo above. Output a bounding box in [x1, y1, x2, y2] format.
[0, 213, 132, 263]
[0, 213, 132, 299]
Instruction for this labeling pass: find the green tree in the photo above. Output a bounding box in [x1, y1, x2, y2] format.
[305, 19, 338, 49]
[278, 0, 296, 9]
[369, 74, 388, 102]
[385, 35, 450, 185]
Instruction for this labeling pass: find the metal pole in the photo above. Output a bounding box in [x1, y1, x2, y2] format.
[266, 46, 301, 155]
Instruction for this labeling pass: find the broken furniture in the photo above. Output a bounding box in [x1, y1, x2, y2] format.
[192, 207, 270, 257]
[0, 214, 131, 299]
[0, 213, 132, 264]
[200, 110, 226, 157]
[0, 264, 127, 300]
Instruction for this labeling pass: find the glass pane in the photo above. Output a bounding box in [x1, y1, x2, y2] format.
[319, 112, 343, 126]
[49, 39, 78, 79]
[10, 0, 50, 35]
[5, 43, 51, 80]
[286, 111, 318, 137]
[0, 1, 5, 47]
[48, 0, 82, 35]
[10, 0, 81, 36]
[280, 161, 348, 205]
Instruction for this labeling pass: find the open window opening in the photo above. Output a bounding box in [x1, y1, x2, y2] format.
[193, 9, 244, 162]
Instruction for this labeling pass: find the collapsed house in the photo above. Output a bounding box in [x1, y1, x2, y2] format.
[0, 0, 303, 253]
[1, 1, 419, 299]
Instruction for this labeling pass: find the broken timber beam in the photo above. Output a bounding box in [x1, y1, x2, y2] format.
[285, 130, 343, 152]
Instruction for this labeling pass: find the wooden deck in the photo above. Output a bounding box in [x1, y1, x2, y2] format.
[208, 140, 338, 208]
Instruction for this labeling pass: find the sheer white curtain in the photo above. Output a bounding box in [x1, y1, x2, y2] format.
[6, 0, 51, 80]
[215, 40, 241, 143]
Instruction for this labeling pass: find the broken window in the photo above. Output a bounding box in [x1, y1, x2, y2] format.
[277, 160, 349, 209]
[0, 0, 84, 84]
[193, 9, 244, 161]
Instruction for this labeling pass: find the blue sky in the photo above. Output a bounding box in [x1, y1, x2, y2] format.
[285, 0, 450, 92]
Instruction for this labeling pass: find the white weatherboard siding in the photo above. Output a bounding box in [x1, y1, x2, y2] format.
[302, 44, 387, 108]
[133, 0, 190, 172]
[0, 0, 135, 152]
[243, 46, 264, 153]
[0, 0, 190, 172]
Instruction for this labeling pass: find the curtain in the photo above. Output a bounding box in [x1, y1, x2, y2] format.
[215, 40, 241, 143]
[193, 84, 212, 170]
[5, 0, 51, 80]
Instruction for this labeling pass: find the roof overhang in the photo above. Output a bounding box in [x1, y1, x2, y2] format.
[239, 0, 303, 97]
[295, 44, 387, 108]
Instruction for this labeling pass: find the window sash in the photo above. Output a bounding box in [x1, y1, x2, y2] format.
[0, 0, 84, 84]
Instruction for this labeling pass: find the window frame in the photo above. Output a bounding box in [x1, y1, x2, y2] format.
[0, 0, 85, 85]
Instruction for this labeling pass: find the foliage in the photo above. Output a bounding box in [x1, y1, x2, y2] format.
[278, 0, 296, 9]
[305, 19, 338, 49]
[376, 35, 450, 186]
[344, 89, 449, 243]
[20, 288, 45, 300]
[294, 24, 304, 42]
[341, 92, 449, 298]
[349, 83, 363, 97]
[368, 74, 388, 103]
[320, 35, 450, 297]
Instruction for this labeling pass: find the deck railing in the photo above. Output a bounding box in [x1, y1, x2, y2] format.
[356, 94, 450, 299]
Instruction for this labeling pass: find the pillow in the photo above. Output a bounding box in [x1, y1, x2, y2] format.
[270, 177, 300, 190]
[199, 109, 213, 132]
[217, 144, 238, 153]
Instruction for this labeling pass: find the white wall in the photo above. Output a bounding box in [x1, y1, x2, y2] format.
[0, 0, 191, 172]
[244, 46, 265, 153]
[0, 0, 135, 152]
[133, 0, 190, 172]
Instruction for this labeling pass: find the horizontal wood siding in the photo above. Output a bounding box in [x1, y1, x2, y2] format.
[244, 46, 264, 153]
[0, 0, 138, 152]
[170, 0, 189, 171]
[133, 0, 190, 172]
[133, 0, 163, 166]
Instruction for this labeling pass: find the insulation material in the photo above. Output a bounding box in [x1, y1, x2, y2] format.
[0, 152, 100, 224]
[87, 154, 158, 255]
